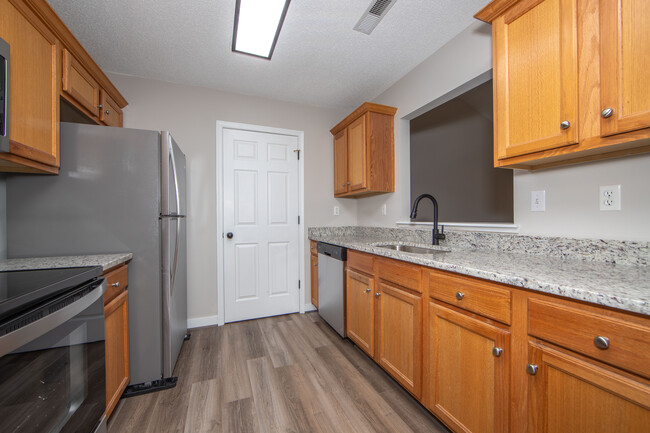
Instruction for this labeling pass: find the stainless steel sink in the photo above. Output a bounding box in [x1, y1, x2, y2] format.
[375, 244, 450, 254]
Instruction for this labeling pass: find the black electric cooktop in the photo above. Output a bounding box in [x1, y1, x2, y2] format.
[0, 266, 102, 322]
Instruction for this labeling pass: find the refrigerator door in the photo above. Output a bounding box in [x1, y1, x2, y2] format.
[6, 123, 164, 385]
[160, 132, 187, 378]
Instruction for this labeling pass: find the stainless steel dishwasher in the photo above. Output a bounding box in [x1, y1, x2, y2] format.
[317, 242, 347, 337]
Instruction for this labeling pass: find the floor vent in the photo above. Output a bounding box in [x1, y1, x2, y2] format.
[353, 0, 397, 35]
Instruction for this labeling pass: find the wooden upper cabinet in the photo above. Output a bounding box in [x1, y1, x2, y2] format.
[493, 0, 579, 159]
[476, 0, 650, 169]
[62, 48, 100, 118]
[330, 102, 396, 197]
[600, 0, 650, 137]
[99, 89, 123, 127]
[333, 129, 348, 195]
[0, 0, 59, 173]
[527, 342, 650, 433]
[347, 115, 367, 191]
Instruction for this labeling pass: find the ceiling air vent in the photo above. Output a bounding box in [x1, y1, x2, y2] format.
[353, 0, 397, 35]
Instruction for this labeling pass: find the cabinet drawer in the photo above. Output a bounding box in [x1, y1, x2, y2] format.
[429, 270, 511, 325]
[348, 250, 374, 275]
[378, 259, 421, 293]
[528, 298, 650, 378]
[104, 264, 129, 305]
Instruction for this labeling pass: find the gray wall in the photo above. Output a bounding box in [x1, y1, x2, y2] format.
[410, 79, 513, 223]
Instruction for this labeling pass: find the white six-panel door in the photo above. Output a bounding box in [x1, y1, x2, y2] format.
[223, 128, 300, 323]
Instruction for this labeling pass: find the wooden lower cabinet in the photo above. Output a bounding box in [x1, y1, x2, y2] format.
[346, 268, 375, 357]
[103, 264, 130, 418]
[310, 252, 318, 308]
[377, 280, 423, 398]
[335, 248, 650, 433]
[527, 342, 650, 433]
[427, 302, 510, 433]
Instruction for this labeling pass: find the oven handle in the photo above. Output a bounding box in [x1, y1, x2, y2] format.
[0, 280, 106, 358]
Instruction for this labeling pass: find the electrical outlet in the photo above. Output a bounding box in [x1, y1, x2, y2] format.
[531, 190, 546, 212]
[381, 203, 387, 216]
[600, 185, 621, 211]
[333, 206, 340, 216]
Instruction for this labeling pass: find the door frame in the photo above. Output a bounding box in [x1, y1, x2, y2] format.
[216, 121, 305, 326]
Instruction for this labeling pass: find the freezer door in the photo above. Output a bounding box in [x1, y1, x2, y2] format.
[160, 132, 188, 378]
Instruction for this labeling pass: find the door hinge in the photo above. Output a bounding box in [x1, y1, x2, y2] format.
[298, 280, 301, 289]
[293, 149, 300, 160]
[298, 215, 301, 224]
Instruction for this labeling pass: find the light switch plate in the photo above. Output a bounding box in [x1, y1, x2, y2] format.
[531, 190, 546, 212]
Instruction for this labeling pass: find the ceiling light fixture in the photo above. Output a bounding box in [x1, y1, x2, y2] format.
[232, 0, 291, 60]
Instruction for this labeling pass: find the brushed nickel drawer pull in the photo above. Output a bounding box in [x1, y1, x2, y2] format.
[594, 336, 610, 350]
[492, 347, 503, 357]
[365, 288, 371, 293]
[526, 364, 538, 375]
[455, 291, 464, 300]
[111, 282, 120, 288]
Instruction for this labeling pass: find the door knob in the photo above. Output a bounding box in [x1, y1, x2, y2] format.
[226, 232, 234, 239]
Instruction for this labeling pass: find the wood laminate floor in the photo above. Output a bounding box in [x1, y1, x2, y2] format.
[108, 312, 449, 433]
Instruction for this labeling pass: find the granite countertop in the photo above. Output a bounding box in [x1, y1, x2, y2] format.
[310, 232, 650, 316]
[0, 253, 133, 272]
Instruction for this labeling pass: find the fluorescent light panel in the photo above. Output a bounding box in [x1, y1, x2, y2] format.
[232, 0, 290, 59]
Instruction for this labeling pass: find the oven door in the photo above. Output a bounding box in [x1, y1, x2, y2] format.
[0, 280, 107, 433]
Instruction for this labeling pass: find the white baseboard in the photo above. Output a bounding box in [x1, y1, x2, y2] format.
[304, 304, 317, 312]
[187, 314, 220, 329]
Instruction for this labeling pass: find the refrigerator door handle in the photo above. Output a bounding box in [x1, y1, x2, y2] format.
[168, 134, 181, 293]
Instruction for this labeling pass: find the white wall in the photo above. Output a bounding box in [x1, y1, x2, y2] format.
[108, 73, 356, 323]
[358, 21, 650, 242]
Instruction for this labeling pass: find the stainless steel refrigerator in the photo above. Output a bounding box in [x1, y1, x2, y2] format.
[5, 122, 188, 391]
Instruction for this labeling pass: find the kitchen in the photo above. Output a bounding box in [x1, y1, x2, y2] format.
[0, 0, 649, 432]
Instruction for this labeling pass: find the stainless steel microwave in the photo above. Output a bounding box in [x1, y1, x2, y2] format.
[0, 36, 9, 151]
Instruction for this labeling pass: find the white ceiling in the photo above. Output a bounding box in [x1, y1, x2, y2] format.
[48, 0, 489, 109]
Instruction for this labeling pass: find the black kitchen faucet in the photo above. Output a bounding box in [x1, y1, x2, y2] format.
[410, 194, 446, 245]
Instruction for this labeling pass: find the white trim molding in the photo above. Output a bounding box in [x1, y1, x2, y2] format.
[216, 121, 306, 326]
[188, 314, 220, 329]
[397, 221, 520, 233]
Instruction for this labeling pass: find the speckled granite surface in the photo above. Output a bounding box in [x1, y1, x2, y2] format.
[309, 227, 650, 316]
[0, 253, 132, 272]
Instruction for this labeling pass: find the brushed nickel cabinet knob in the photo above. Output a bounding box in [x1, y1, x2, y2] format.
[492, 347, 503, 357]
[601, 108, 613, 118]
[594, 336, 610, 350]
[455, 291, 464, 300]
[526, 364, 539, 375]
[560, 120, 571, 130]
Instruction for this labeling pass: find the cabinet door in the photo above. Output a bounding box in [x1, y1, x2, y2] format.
[0, 0, 59, 170]
[99, 89, 123, 127]
[527, 342, 650, 433]
[493, 0, 579, 159]
[377, 281, 422, 398]
[333, 129, 348, 195]
[346, 269, 375, 357]
[62, 48, 100, 119]
[427, 302, 510, 433]
[347, 115, 367, 191]
[600, 0, 650, 137]
[105, 290, 130, 418]
[310, 253, 318, 308]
